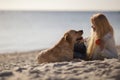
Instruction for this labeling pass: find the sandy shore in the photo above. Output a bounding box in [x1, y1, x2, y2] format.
[0, 47, 120, 80]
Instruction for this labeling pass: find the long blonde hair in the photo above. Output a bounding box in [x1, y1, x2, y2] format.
[87, 13, 114, 59]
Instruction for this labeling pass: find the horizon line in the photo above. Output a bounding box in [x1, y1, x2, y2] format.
[0, 10, 120, 12]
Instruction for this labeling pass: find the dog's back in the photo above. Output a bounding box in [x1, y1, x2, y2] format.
[37, 38, 73, 63]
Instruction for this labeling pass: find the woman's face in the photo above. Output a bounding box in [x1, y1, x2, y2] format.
[91, 19, 96, 32]
[91, 25, 96, 31]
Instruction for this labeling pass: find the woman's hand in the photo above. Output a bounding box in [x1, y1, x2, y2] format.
[96, 39, 104, 50]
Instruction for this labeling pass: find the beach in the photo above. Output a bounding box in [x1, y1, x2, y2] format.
[0, 47, 120, 80]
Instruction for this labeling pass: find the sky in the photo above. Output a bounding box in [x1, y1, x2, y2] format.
[0, 0, 120, 11]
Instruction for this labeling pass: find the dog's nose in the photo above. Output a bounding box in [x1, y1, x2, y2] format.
[78, 30, 83, 34]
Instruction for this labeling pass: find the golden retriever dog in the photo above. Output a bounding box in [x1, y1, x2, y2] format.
[37, 30, 83, 63]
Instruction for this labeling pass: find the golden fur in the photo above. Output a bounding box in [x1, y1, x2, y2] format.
[37, 30, 83, 63]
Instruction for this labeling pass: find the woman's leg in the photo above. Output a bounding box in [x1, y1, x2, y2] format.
[73, 42, 86, 59]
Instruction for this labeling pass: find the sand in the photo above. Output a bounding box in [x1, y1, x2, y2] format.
[0, 47, 120, 80]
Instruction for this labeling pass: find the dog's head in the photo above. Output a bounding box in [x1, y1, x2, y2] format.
[64, 30, 83, 43]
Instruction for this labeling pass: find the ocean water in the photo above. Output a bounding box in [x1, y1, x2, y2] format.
[0, 11, 120, 53]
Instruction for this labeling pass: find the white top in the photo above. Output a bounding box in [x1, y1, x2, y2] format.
[91, 33, 118, 60]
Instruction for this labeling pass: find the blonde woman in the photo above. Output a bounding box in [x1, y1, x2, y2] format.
[87, 13, 118, 60]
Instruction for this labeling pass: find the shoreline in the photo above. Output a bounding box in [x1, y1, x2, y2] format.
[0, 45, 120, 54]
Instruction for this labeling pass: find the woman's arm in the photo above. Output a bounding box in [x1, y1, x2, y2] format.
[100, 33, 118, 58]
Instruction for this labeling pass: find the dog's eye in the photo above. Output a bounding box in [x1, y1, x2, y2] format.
[75, 31, 78, 33]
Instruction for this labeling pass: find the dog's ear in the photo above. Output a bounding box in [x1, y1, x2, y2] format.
[64, 33, 72, 43]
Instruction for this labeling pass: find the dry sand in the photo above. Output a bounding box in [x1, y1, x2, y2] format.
[0, 47, 120, 80]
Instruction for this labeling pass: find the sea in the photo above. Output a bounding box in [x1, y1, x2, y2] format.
[0, 11, 120, 53]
